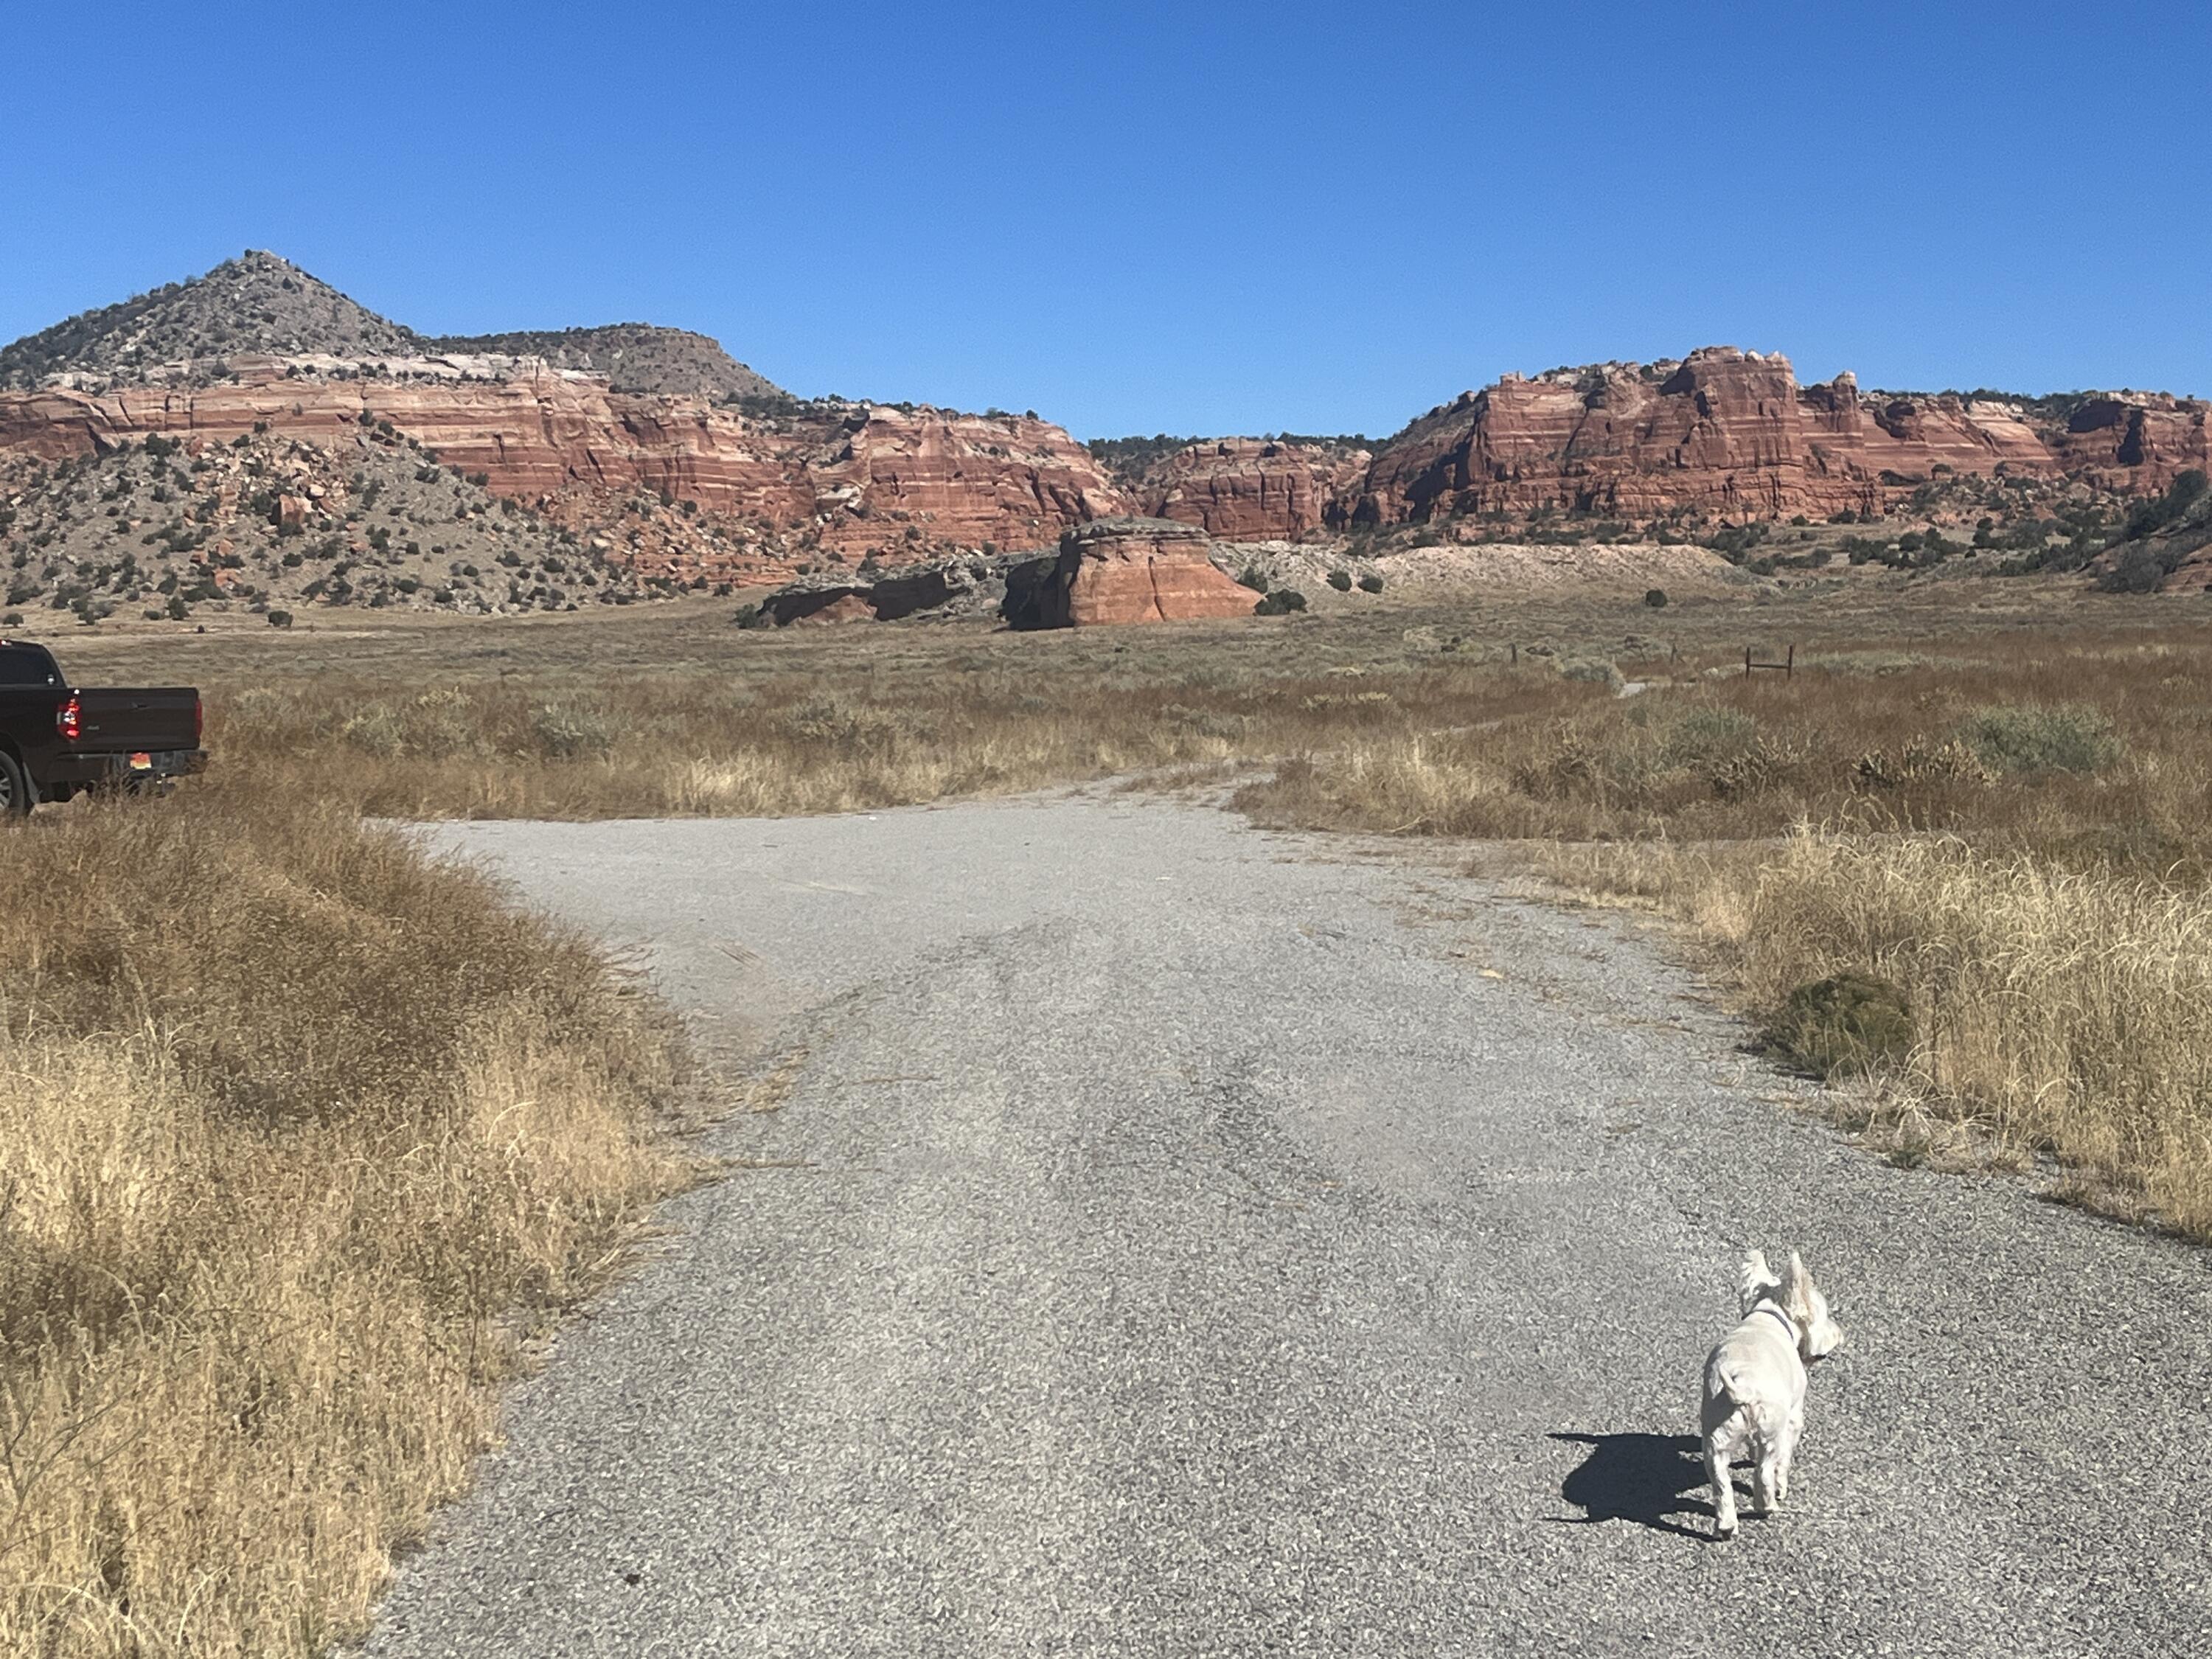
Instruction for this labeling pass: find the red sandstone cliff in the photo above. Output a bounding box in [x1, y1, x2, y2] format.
[1140, 438, 1371, 540]
[0, 369, 1132, 574]
[4, 342, 2204, 585]
[1347, 348, 2208, 527]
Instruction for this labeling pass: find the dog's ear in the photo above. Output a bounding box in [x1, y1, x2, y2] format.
[1784, 1250, 1815, 1316]
[1738, 1249, 1776, 1312]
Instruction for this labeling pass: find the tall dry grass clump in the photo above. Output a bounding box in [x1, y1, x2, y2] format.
[0, 780, 686, 1657]
[1549, 832, 2212, 1237]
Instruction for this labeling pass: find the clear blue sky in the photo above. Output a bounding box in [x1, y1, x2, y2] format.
[4, 1, 2205, 439]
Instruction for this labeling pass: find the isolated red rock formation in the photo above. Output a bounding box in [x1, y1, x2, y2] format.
[1019, 518, 1259, 627]
[1348, 348, 2210, 526]
[1143, 438, 1370, 540]
[0, 370, 1131, 568]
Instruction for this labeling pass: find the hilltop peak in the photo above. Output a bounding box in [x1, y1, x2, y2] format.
[0, 250, 420, 388]
[0, 251, 785, 400]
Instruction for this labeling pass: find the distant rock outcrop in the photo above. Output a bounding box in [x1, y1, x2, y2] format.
[1004, 518, 1259, 628]
[756, 556, 1015, 625]
[1346, 348, 2211, 526]
[5, 251, 2210, 616]
[0, 253, 1121, 592]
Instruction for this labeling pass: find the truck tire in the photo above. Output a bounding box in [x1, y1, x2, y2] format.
[0, 751, 31, 818]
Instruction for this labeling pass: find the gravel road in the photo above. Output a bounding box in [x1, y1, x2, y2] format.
[368, 796, 2211, 1657]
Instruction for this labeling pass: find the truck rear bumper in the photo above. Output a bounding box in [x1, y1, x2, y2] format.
[42, 748, 209, 789]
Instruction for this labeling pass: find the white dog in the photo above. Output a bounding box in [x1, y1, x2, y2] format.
[1700, 1249, 1843, 1538]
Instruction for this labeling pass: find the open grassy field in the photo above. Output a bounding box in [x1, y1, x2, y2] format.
[58, 577, 2205, 1229]
[8, 570, 2212, 1650]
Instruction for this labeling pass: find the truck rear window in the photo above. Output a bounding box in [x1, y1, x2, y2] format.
[0, 647, 60, 686]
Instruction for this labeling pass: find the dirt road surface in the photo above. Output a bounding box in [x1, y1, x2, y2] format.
[365, 796, 2211, 1657]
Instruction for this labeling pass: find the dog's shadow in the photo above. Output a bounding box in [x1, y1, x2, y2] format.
[1549, 1431, 1717, 1543]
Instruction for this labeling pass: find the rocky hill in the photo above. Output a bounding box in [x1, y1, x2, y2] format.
[0, 254, 1126, 616]
[1134, 437, 1373, 540]
[0, 251, 421, 389]
[419, 323, 783, 400]
[0, 425, 691, 627]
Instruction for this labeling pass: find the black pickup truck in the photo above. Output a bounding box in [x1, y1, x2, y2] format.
[0, 641, 206, 815]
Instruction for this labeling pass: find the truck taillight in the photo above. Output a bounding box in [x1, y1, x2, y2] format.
[56, 693, 82, 743]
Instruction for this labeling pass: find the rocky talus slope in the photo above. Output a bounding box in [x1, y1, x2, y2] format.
[0, 425, 669, 624]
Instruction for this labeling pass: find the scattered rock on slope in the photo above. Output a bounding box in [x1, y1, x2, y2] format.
[418, 323, 785, 400]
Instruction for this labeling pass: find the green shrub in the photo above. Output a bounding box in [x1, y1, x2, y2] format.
[777, 691, 904, 747]
[1559, 657, 1625, 694]
[2099, 542, 2183, 594]
[1644, 588, 1668, 608]
[1958, 703, 2121, 775]
[529, 701, 616, 759]
[1357, 573, 1384, 594]
[1326, 569, 1353, 592]
[1766, 970, 1913, 1077]
[1235, 565, 1267, 593]
[340, 706, 407, 758]
[266, 610, 293, 630]
[1661, 706, 1757, 765]
[1253, 588, 1307, 616]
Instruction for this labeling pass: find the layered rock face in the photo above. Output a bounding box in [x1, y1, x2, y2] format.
[0, 369, 1130, 574]
[1141, 438, 1371, 540]
[810, 406, 1127, 554]
[1348, 348, 2209, 526]
[1006, 518, 1259, 627]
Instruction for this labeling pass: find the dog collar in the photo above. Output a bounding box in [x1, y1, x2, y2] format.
[1757, 1303, 1800, 1346]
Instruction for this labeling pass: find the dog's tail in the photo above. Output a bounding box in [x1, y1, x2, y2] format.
[1708, 1371, 1778, 1451]
[1705, 1358, 1786, 1447]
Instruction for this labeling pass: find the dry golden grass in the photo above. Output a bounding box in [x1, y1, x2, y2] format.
[1540, 832, 2212, 1237]
[0, 774, 686, 1657]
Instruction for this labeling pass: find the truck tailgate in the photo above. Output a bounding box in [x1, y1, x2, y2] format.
[69, 687, 201, 753]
